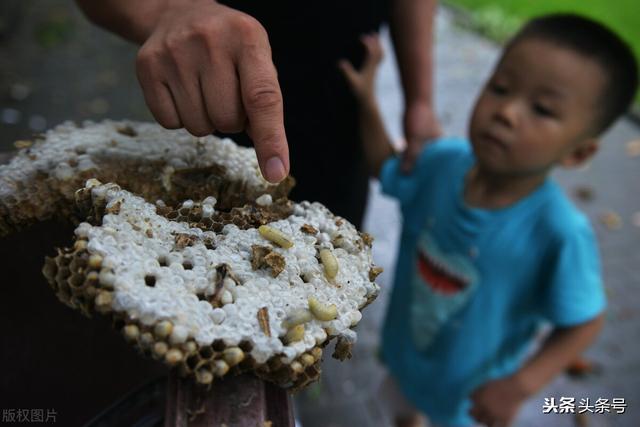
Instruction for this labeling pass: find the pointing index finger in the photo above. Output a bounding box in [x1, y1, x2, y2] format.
[237, 45, 289, 183]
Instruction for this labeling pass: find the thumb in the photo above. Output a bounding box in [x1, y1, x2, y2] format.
[360, 33, 384, 68]
[338, 59, 359, 89]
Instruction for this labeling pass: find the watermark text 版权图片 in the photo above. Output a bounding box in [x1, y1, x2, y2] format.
[1, 408, 57, 423]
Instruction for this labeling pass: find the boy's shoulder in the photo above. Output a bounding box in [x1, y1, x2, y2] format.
[379, 136, 472, 206]
[409, 136, 473, 180]
[533, 181, 595, 245]
[418, 136, 471, 164]
[533, 182, 605, 327]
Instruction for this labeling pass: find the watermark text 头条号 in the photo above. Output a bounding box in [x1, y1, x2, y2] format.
[543, 397, 626, 414]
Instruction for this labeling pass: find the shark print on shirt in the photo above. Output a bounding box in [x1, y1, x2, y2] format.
[410, 230, 479, 351]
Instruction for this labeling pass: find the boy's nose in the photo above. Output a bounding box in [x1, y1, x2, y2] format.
[493, 99, 519, 127]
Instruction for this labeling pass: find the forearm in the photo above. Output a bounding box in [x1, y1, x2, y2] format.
[389, 0, 437, 107]
[357, 96, 394, 177]
[75, 0, 194, 44]
[514, 314, 604, 396]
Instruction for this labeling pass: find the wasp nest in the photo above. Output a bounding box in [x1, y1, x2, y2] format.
[0, 120, 293, 236]
[42, 180, 382, 389]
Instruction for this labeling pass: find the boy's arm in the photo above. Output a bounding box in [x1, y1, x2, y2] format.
[470, 314, 604, 425]
[339, 35, 395, 177]
[514, 314, 604, 394]
[355, 95, 395, 177]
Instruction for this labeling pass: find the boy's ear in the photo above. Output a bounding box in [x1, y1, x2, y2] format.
[560, 138, 599, 168]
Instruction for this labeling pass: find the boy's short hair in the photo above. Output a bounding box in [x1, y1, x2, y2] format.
[507, 13, 638, 134]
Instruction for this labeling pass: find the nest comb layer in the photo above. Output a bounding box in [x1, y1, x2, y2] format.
[43, 180, 382, 389]
[0, 120, 294, 236]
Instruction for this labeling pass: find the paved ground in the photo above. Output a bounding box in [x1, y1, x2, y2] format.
[0, 3, 638, 427]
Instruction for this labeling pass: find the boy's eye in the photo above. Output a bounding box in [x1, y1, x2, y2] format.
[533, 103, 555, 117]
[488, 82, 508, 95]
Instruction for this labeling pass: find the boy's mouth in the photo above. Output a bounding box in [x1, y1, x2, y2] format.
[416, 249, 468, 295]
[480, 131, 508, 151]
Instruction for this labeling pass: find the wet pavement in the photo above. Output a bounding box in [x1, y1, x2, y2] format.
[0, 2, 638, 427]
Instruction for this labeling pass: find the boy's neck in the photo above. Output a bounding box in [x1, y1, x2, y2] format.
[463, 165, 549, 209]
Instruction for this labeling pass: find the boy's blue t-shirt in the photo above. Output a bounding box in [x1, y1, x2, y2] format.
[379, 137, 605, 426]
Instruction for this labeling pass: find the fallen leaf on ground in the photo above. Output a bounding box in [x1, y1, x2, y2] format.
[600, 211, 622, 230]
[574, 186, 595, 202]
[626, 139, 640, 157]
[566, 356, 601, 378]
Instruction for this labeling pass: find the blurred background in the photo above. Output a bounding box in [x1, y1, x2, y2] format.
[0, 1, 638, 426]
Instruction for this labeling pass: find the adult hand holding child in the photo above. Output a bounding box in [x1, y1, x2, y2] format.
[340, 31, 441, 175]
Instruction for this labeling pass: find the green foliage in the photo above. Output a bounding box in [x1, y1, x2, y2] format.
[35, 12, 74, 49]
[445, 0, 640, 105]
[468, 5, 522, 42]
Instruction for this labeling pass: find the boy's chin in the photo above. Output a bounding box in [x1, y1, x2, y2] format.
[472, 147, 546, 177]
[476, 161, 553, 181]
[471, 152, 508, 175]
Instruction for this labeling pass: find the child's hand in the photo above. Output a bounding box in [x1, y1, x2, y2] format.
[338, 33, 384, 102]
[469, 375, 529, 426]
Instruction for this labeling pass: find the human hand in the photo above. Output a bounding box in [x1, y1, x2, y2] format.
[135, 0, 288, 183]
[400, 101, 441, 173]
[469, 375, 530, 427]
[338, 33, 384, 103]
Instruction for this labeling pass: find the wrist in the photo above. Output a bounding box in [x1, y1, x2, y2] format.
[403, 100, 441, 142]
[135, 0, 217, 42]
[404, 96, 434, 111]
[355, 92, 378, 115]
[511, 369, 538, 399]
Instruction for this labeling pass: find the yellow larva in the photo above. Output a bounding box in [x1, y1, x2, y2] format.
[308, 296, 338, 321]
[258, 225, 293, 249]
[319, 248, 338, 279]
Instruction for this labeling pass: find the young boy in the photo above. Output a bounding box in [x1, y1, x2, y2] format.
[339, 14, 638, 427]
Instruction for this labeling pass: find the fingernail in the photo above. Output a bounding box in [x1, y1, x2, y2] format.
[265, 156, 286, 183]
